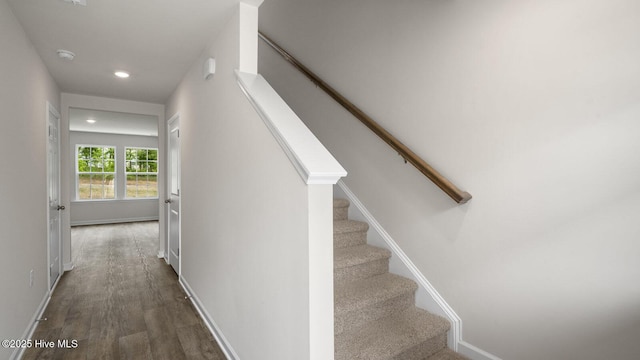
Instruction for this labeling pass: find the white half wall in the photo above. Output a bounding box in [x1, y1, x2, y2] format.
[258, 1, 640, 359]
[0, 1, 60, 359]
[165, 3, 340, 359]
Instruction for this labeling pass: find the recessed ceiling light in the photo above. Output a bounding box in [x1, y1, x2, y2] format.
[114, 71, 130, 78]
[56, 49, 75, 61]
[86, 119, 96, 124]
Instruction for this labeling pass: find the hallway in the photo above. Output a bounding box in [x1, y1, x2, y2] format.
[23, 222, 225, 360]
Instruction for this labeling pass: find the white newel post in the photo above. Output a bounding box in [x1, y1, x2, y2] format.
[308, 185, 335, 360]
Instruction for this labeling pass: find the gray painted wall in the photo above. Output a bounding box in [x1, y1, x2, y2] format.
[0, 1, 60, 358]
[258, 0, 640, 359]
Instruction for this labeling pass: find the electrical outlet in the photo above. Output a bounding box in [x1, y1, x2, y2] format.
[30, 269, 34, 288]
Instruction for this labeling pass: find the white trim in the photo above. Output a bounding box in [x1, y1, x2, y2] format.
[336, 180, 500, 360]
[11, 290, 52, 360]
[70, 216, 159, 227]
[179, 277, 240, 360]
[45, 101, 53, 283]
[71, 198, 159, 204]
[47, 102, 61, 119]
[166, 113, 181, 276]
[459, 341, 503, 360]
[163, 107, 176, 264]
[46, 101, 62, 291]
[63, 262, 74, 271]
[235, 71, 347, 185]
[157, 250, 165, 258]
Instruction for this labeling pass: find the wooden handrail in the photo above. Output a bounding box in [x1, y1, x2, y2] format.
[258, 31, 472, 204]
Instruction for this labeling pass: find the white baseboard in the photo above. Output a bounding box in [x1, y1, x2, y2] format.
[459, 341, 503, 360]
[157, 251, 164, 259]
[11, 291, 51, 360]
[63, 262, 74, 271]
[70, 216, 159, 227]
[179, 276, 240, 360]
[335, 180, 500, 360]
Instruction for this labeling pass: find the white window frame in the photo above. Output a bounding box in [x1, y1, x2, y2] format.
[75, 145, 117, 201]
[124, 147, 159, 199]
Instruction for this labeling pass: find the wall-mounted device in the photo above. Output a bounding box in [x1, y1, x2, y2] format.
[203, 58, 216, 80]
[57, 49, 76, 61]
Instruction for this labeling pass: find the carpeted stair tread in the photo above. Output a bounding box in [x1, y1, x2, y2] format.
[334, 244, 391, 285]
[334, 219, 369, 234]
[334, 220, 369, 248]
[335, 244, 391, 269]
[335, 306, 450, 360]
[426, 348, 470, 360]
[335, 272, 418, 334]
[335, 273, 417, 315]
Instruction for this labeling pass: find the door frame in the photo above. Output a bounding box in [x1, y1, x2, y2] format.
[60, 94, 166, 268]
[46, 101, 62, 290]
[166, 113, 181, 275]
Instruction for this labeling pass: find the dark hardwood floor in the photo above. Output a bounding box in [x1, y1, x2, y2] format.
[23, 222, 226, 360]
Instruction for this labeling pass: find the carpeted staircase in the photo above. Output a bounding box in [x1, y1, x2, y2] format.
[334, 198, 468, 360]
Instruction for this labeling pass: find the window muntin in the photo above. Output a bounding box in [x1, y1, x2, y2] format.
[125, 148, 158, 198]
[76, 146, 116, 200]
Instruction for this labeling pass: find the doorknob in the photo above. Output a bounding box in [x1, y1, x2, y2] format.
[165, 199, 172, 204]
[57, 205, 65, 210]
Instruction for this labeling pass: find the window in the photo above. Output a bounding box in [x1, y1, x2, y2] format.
[77, 146, 116, 200]
[125, 148, 158, 198]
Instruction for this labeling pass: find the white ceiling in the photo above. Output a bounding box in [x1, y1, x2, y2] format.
[7, 0, 240, 104]
[69, 108, 158, 136]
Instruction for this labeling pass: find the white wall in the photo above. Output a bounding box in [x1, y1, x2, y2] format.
[0, 1, 60, 358]
[166, 3, 319, 359]
[258, 0, 640, 359]
[69, 131, 159, 226]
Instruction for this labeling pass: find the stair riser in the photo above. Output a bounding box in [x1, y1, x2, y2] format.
[334, 206, 348, 221]
[335, 292, 415, 335]
[334, 231, 367, 248]
[392, 332, 447, 360]
[334, 333, 447, 360]
[335, 258, 389, 286]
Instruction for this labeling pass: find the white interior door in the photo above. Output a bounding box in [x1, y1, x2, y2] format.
[47, 103, 62, 289]
[167, 116, 180, 274]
